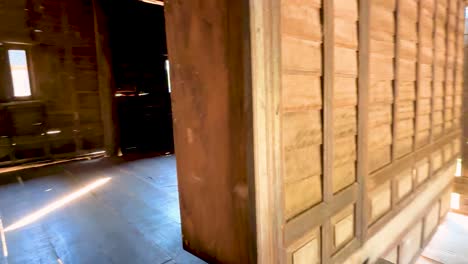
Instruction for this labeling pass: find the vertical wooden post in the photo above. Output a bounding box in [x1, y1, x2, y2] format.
[392, 0, 400, 163]
[441, 1, 448, 135]
[415, 0, 422, 151]
[463, 1, 468, 177]
[92, 0, 118, 156]
[323, 0, 335, 262]
[250, 0, 283, 263]
[357, 0, 370, 242]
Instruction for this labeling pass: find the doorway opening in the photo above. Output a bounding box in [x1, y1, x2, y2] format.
[0, 0, 212, 263]
[107, 0, 174, 156]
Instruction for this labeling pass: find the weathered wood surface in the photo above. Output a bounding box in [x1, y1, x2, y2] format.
[164, 0, 256, 263]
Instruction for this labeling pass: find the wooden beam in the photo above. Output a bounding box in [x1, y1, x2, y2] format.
[249, 0, 283, 263]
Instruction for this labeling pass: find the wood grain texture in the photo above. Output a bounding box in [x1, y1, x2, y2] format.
[331, 0, 359, 195]
[281, 0, 324, 221]
[252, 0, 465, 262]
[432, 0, 448, 141]
[164, 0, 256, 262]
[417, 0, 435, 149]
[368, 0, 396, 172]
[394, 0, 418, 160]
[357, 0, 371, 243]
[250, 0, 284, 262]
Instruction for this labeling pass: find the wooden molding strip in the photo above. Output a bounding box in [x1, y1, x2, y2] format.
[357, 0, 371, 244]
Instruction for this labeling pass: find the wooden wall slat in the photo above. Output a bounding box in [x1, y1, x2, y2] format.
[394, 0, 418, 160]
[281, 0, 324, 222]
[368, 0, 396, 172]
[417, 0, 436, 149]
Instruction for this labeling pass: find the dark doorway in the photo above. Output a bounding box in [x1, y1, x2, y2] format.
[106, 0, 174, 155]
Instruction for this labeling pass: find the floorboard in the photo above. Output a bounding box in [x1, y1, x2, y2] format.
[0, 155, 206, 264]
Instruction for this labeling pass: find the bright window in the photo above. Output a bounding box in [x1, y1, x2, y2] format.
[7, 50, 32, 97]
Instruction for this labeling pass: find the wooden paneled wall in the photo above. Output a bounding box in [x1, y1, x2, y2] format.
[250, 0, 466, 263]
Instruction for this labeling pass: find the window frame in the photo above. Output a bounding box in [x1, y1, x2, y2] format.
[0, 43, 36, 102]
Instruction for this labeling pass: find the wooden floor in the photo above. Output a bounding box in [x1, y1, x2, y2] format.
[418, 212, 468, 264]
[0, 155, 206, 264]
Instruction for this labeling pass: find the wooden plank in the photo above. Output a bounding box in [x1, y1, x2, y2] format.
[357, 0, 371, 242]
[323, 0, 335, 205]
[164, 1, 256, 262]
[249, 0, 284, 262]
[323, 0, 334, 261]
[416, 0, 435, 150]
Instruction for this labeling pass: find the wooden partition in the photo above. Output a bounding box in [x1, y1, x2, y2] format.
[164, 1, 256, 263]
[166, 0, 465, 263]
[250, 0, 465, 263]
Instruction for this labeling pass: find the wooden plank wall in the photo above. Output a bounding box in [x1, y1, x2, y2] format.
[0, 0, 105, 166]
[271, 0, 466, 263]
